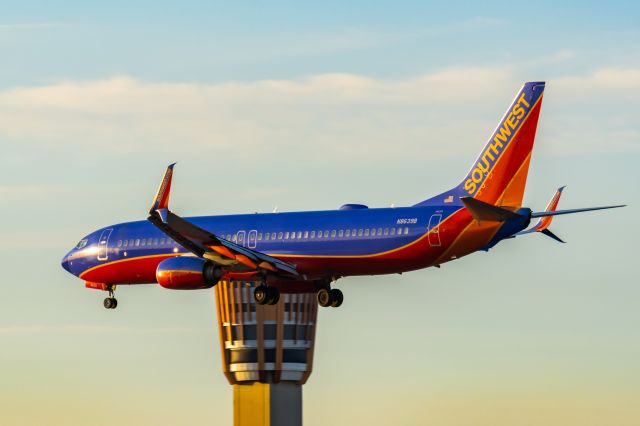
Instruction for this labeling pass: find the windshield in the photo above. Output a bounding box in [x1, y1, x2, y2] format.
[75, 239, 88, 249]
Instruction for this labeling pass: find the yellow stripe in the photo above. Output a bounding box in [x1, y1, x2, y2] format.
[79, 253, 178, 279]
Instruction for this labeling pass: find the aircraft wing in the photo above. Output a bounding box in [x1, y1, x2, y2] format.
[147, 164, 299, 278]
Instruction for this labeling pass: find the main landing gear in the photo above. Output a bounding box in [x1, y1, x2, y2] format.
[254, 284, 280, 306]
[317, 288, 343, 308]
[103, 285, 118, 310]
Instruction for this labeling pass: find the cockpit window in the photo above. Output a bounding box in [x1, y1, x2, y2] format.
[76, 239, 88, 249]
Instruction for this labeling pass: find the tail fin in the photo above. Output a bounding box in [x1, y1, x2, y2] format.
[416, 82, 545, 207]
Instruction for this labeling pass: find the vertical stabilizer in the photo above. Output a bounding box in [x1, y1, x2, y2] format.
[416, 82, 545, 208]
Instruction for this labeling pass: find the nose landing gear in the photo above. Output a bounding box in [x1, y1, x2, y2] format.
[103, 285, 118, 309]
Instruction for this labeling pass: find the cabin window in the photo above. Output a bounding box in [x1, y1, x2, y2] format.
[135, 239, 140, 246]
[331, 230, 336, 238]
[377, 228, 382, 236]
[123, 240, 129, 247]
[141, 239, 146, 247]
[148, 238, 153, 245]
[397, 227, 402, 235]
[232, 235, 237, 243]
[284, 232, 290, 240]
[357, 229, 363, 236]
[117, 240, 122, 247]
[384, 228, 389, 236]
[258, 233, 263, 241]
[390, 228, 396, 236]
[364, 229, 370, 237]
[153, 238, 159, 245]
[290, 231, 296, 240]
[338, 230, 344, 237]
[404, 227, 409, 235]
[345, 229, 351, 237]
[129, 239, 134, 246]
[304, 231, 309, 239]
[323, 230, 328, 238]
[316, 230, 322, 238]
[278, 232, 283, 240]
[352, 229, 357, 236]
[265, 233, 270, 241]
[310, 231, 316, 238]
[297, 231, 302, 239]
[271, 232, 276, 239]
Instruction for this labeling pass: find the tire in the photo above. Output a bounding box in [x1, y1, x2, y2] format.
[329, 289, 343, 308]
[317, 288, 331, 307]
[267, 287, 280, 305]
[104, 298, 113, 309]
[111, 298, 118, 309]
[254, 285, 269, 305]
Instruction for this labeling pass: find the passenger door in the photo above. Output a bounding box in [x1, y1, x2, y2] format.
[97, 228, 113, 260]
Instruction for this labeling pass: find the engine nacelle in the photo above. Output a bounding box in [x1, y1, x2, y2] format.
[156, 256, 222, 290]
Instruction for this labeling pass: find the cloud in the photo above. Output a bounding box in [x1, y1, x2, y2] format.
[0, 67, 637, 164]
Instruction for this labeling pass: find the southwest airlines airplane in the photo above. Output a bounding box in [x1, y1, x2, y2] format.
[61, 82, 624, 309]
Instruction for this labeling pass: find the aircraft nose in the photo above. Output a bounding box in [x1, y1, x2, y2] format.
[61, 251, 73, 274]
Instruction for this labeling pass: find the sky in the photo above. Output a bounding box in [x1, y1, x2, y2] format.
[0, 1, 639, 425]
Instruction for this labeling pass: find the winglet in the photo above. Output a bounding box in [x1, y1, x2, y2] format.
[150, 163, 176, 214]
[534, 186, 565, 232]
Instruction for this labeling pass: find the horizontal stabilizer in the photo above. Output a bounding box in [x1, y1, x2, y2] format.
[541, 228, 565, 243]
[461, 197, 521, 222]
[531, 205, 625, 218]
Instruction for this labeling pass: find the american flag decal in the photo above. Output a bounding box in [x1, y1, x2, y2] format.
[444, 195, 454, 203]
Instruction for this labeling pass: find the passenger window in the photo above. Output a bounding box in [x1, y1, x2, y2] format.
[390, 228, 396, 236]
[297, 231, 302, 239]
[117, 240, 122, 247]
[129, 239, 134, 246]
[123, 240, 128, 247]
[317, 230, 323, 238]
[310, 231, 316, 238]
[324, 230, 329, 238]
[265, 233, 270, 241]
[135, 239, 140, 246]
[397, 227, 402, 235]
[331, 230, 336, 238]
[278, 232, 283, 239]
[304, 231, 309, 239]
[153, 238, 159, 245]
[404, 227, 409, 235]
[357, 229, 363, 236]
[338, 230, 344, 237]
[285, 232, 290, 240]
[377, 228, 382, 236]
[290, 231, 295, 240]
[141, 239, 146, 247]
[384, 228, 389, 236]
[258, 233, 263, 241]
[352, 229, 357, 236]
[232, 235, 237, 242]
[271, 232, 276, 239]
[345, 229, 351, 237]
[364, 229, 370, 237]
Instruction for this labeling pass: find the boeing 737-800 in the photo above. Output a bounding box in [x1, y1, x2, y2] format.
[61, 82, 624, 309]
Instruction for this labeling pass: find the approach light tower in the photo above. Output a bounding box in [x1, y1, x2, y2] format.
[214, 281, 319, 426]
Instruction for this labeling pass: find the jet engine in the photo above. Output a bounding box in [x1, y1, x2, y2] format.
[156, 256, 223, 290]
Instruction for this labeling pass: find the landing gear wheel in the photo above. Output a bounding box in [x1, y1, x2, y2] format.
[329, 289, 343, 308]
[254, 285, 269, 305]
[103, 297, 117, 309]
[267, 286, 280, 305]
[317, 288, 332, 307]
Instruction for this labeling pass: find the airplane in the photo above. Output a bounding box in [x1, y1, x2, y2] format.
[61, 81, 625, 309]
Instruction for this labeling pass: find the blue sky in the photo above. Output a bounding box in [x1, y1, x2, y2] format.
[1, 2, 639, 425]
